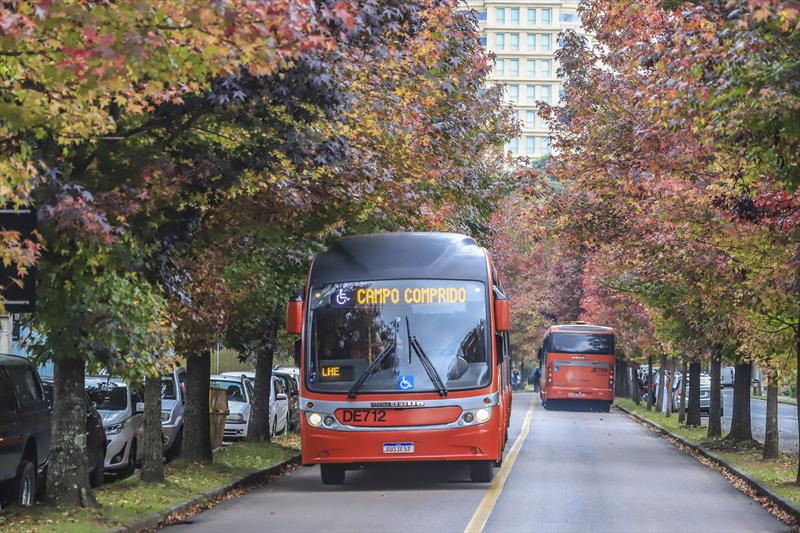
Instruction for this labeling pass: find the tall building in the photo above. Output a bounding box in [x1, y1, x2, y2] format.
[464, 0, 581, 159]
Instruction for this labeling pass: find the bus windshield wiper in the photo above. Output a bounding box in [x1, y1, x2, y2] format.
[347, 341, 397, 399]
[406, 317, 448, 397]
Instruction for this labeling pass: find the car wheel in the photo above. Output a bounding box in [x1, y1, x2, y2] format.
[469, 461, 494, 483]
[90, 449, 105, 488]
[320, 464, 345, 485]
[12, 460, 36, 506]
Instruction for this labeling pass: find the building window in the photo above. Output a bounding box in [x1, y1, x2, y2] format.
[526, 136, 536, 154]
[540, 84, 551, 102]
[509, 59, 519, 77]
[559, 12, 578, 23]
[527, 8, 536, 25]
[541, 137, 550, 154]
[526, 85, 535, 103]
[495, 33, 505, 50]
[541, 8, 551, 25]
[527, 33, 536, 51]
[559, 86, 565, 99]
[541, 59, 551, 77]
[526, 59, 536, 77]
[509, 137, 519, 154]
[510, 7, 520, 24]
[526, 110, 536, 127]
[475, 10, 487, 22]
[508, 84, 519, 102]
[496, 7, 505, 24]
[509, 33, 519, 51]
[496, 58, 505, 76]
[480, 35, 487, 47]
[541, 34, 551, 52]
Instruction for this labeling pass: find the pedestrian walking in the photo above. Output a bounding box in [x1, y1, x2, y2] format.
[511, 369, 521, 392]
[533, 366, 541, 393]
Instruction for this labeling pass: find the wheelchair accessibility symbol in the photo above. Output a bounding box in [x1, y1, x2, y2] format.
[397, 375, 415, 390]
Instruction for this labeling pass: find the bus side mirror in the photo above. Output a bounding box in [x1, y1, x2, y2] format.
[495, 298, 510, 332]
[286, 297, 303, 336]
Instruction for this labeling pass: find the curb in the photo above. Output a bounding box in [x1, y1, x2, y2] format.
[106, 454, 301, 533]
[616, 404, 800, 525]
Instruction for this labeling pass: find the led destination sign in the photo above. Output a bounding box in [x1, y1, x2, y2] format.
[331, 287, 469, 307]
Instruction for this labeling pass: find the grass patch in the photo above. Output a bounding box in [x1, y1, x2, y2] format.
[616, 398, 800, 509]
[0, 435, 300, 533]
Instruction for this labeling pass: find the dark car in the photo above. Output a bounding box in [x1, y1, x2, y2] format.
[273, 371, 299, 431]
[42, 379, 107, 487]
[0, 354, 51, 507]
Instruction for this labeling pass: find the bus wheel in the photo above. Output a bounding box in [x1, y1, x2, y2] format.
[320, 464, 345, 485]
[541, 399, 549, 410]
[470, 461, 494, 483]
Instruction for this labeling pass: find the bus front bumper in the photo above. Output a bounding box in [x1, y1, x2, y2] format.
[301, 421, 501, 465]
[544, 387, 613, 401]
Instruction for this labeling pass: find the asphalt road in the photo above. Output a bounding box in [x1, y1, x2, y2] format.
[166, 393, 786, 532]
[721, 388, 799, 452]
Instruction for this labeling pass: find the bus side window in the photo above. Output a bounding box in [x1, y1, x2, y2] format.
[495, 333, 506, 366]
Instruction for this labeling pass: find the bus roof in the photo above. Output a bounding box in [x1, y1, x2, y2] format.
[548, 323, 615, 335]
[309, 232, 489, 286]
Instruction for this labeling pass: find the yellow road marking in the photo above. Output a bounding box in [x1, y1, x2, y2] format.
[464, 395, 536, 533]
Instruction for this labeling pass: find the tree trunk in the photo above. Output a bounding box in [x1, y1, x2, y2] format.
[657, 354, 666, 413]
[630, 365, 640, 405]
[665, 360, 673, 418]
[687, 359, 701, 427]
[615, 358, 627, 397]
[46, 357, 97, 508]
[764, 367, 779, 459]
[678, 359, 687, 424]
[646, 356, 654, 411]
[141, 375, 165, 482]
[728, 362, 754, 442]
[183, 351, 212, 463]
[708, 352, 722, 439]
[248, 320, 279, 442]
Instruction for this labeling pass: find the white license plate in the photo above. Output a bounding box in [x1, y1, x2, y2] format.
[383, 442, 414, 454]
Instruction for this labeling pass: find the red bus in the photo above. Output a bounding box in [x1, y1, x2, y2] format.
[538, 323, 615, 412]
[285, 232, 512, 484]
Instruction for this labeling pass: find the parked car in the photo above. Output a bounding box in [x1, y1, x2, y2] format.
[273, 365, 299, 381]
[220, 371, 291, 435]
[672, 373, 723, 416]
[273, 370, 299, 431]
[85, 377, 144, 476]
[0, 354, 50, 507]
[41, 379, 107, 487]
[212, 374, 254, 440]
[721, 366, 735, 387]
[161, 366, 185, 459]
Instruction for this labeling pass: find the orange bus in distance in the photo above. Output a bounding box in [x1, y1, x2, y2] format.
[538, 323, 615, 412]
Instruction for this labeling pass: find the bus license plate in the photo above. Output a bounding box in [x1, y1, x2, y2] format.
[383, 442, 414, 454]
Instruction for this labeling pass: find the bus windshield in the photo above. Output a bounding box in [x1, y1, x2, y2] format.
[550, 332, 614, 355]
[307, 280, 490, 394]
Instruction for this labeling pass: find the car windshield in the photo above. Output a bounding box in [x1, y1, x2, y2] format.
[307, 280, 490, 394]
[550, 333, 614, 355]
[86, 382, 128, 411]
[211, 380, 247, 403]
[162, 377, 176, 400]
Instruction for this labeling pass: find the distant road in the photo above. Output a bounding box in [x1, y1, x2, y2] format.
[722, 388, 798, 452]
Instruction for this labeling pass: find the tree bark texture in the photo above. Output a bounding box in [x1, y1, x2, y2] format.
[665, 359, 673, 418]
[630, 365, 640, 405]
[183, 351, 212, 463]
[46, 357, 97, 508]
[249, 341, 277, 442]
[764, 367, 779, 460]
[646, 356, 654, 411]
[708, 353, 722, 439]
[615, 358, 627, 397]
[678, 359, 687, 424]
[687, 359, 701, 427]
[728, 362, 754, 442]
[141, 375, 165, 482]
[657, 354, 666, 413]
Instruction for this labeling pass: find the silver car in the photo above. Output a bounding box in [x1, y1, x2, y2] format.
[161, 366, 185, 459]
[672, 373, 723, 415]
[85, 377, 144, 475]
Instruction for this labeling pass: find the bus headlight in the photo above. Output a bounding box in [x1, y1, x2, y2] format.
[475, 408, 491, 423]
[307, 412, 323, 427]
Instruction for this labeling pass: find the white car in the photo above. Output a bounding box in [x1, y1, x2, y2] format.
[212, 374, 253, 440]
[219, 372, 290, 437]
[85, 377, 144, 475]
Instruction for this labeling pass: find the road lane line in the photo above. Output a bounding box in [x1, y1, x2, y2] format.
[463, 395, 536, 533]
